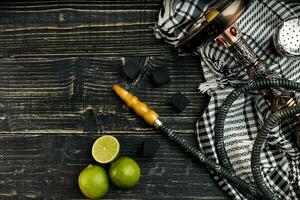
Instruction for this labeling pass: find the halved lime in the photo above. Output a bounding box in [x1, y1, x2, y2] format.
[92, 135, 120, 164]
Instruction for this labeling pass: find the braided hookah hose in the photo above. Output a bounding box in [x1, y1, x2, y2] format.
[113, 80, 300, 199]
[214, 79, 300, 200]
[113, 85, 264, 200]
[251, 106, 300, 200]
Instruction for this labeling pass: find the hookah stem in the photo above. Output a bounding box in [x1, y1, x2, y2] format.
[206, 8, 269, 173]
[215, 31, 297, 174]
[251, 105, 300, 200]
[229, 37, 286, 100]
[112, 85, 263, 200]
[203, 6, 296, 177]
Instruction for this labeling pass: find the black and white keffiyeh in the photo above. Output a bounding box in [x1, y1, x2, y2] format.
[154, 0, 300, 199]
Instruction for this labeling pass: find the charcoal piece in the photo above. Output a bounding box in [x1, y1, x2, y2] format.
[142, 139, 159, 158]
[151, 68, 170, 87]
[122, 65, 140, 80]
[171, 92, 190, 112]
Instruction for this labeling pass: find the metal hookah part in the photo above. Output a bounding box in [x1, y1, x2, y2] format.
[176, 0, 246, 51]
[273, 17, 300, 58]
[176, 0, 297, 111]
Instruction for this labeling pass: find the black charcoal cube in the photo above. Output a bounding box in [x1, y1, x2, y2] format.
[142, 139, 159, 158]
[122, 65, 140, 80]
[151, 68, 170, 87]
[171, 92, 190, 112]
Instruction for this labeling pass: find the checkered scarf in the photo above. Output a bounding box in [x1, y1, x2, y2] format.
[154, 0, 300, 199]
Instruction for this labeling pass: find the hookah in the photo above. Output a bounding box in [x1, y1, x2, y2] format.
[176, 0, 300, 180]
[114, 0, 300, 199]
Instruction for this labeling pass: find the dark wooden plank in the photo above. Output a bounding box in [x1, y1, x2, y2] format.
[0, 134, 228, 199]
[0, 0, 172, 58]
[0, 1, 226, 199]
[0, 58, 76, 99]
[0, 56, 209, 133]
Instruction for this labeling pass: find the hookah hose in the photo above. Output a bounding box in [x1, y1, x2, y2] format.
[113, 79, 300, 200]
[214, 79, 300, 200]
[251, 105, 300, 200]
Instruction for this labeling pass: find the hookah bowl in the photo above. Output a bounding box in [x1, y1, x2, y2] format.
[176, 0, 300, 147]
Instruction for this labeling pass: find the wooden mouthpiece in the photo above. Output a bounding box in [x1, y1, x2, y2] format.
[113, 85, 159, 126]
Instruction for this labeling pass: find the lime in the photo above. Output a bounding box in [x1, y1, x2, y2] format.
[92, 135, 120, 164]
[109, 157, 141, 189]
[78, 165, 109, 199]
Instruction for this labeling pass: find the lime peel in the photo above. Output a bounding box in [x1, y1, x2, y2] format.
[78, 165, 109, 199]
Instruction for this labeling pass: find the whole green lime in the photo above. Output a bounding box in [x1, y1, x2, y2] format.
[109, 157, 141, 189]
[78, 165, 109, 199]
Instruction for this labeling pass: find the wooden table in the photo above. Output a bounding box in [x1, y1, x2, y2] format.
[0, 1, 228, 199]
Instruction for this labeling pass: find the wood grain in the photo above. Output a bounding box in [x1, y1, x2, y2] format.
[0, 1, 228, 199]
[0, 0, 171, 58]
[0, 56, 208, 133]
[0, 134, 228, 200]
